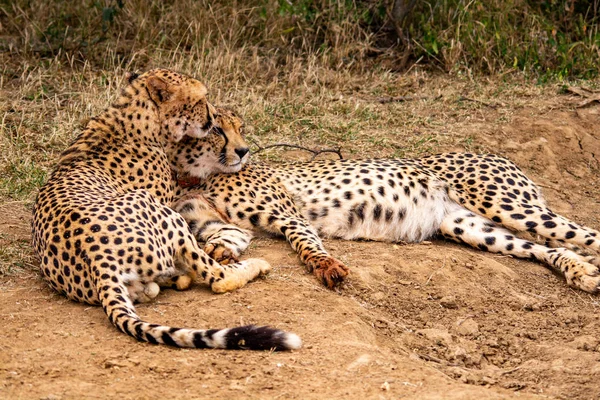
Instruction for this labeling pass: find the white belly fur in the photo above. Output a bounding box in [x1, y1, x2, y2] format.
[291, 179, 461, 243]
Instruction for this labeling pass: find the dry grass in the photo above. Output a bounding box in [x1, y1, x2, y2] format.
[0, 53, 570, 202]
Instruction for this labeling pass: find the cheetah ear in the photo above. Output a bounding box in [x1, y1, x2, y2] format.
[146, 75, 172, 104]
[125, 71, 139, 84]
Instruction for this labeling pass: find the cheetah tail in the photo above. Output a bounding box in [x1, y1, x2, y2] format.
[95, 277, 302, 351]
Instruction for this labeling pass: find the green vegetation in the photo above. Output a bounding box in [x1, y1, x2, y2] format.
[411, 0, 600, 80]
[1, 0, 598, 79]
[0, 160, 47, 201]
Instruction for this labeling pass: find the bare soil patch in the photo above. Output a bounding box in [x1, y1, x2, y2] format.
[2, 99, 600, 399]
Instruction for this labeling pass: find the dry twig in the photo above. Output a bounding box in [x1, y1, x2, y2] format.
[498, 366, 522, 376]
[565, 86, 600, 108]
[565, 86, 599, 96]
[416, 353, 444, 364]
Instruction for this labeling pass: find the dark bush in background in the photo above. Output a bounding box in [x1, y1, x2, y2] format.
[1, 0, 598, 79]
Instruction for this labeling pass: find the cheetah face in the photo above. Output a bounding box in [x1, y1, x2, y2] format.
[168, 107, 250, 179]
[145, 70, 216, 142]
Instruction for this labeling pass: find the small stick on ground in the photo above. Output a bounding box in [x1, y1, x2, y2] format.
[249, 138, 344, 160]
[565, 86, 599, 97]
[416, 353, 444, 364]
[498, 366, 522, 376]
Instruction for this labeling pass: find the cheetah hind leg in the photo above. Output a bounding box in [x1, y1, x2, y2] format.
[469, 199, 600, 261]
[499, 203, 600, 269]
[156, 273, 195, 291]
[440, 207, 600, 294]
[176, 243, 271, 294]
[509, 232, 597, 260]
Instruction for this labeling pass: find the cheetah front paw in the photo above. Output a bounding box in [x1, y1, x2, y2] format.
[565, 261, 600, 294]
[311, 257, 349, 289]
[244, 258, 272, 277]
[210, 258, 272, 293]
[204, 242, 239, 265]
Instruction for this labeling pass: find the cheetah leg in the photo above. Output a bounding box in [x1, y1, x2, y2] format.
[174, 194, 253, 264]
[174, 193, 347, 288]
[252, 212, 349, 288]
[488, 202, 600, 263]
[155, 274, 195, 291]
[174, 234, 271, 294]
[132, 245, 268, 296]
[440, 208, 600, 293]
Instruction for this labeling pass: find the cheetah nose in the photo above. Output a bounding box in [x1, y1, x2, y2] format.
[235, 147, 249, 159]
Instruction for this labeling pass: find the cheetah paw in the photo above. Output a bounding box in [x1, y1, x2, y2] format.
[312, 257, 349, 289]
[172, 274, 193, 291]
[245, 258, 272, 276]
[565, 261, 600, 294]
[210, 258, 271, 293]
[144, 282, 160, 298]
[129, 281, 160, 303]
[204, 242, 239, 265]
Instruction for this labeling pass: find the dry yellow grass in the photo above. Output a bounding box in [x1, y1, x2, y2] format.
[0, 56, 583, 199]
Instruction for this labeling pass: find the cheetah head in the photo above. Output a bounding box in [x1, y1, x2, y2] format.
[138, 68, 217, 142]
[167, 107, 250, 179]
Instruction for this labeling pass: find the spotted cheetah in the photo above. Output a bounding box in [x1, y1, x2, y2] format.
[172, 111, 600, 293]
[32, 70, 301, 351]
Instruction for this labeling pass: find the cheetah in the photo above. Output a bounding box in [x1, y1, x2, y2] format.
[31, 70, 301, 351]
[171, 111, 600, 293]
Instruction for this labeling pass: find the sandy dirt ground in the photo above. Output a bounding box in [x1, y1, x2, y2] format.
[2, 101, 600, 400]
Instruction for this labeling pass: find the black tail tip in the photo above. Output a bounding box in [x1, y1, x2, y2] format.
[225, 325, 302, 351]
